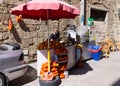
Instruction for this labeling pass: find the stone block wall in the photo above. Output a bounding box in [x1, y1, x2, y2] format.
[1, 0, 120, 61]
[86, 0, 120, 44]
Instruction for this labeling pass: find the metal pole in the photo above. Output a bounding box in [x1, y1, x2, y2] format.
[58, 20, 60, 31]
[47, 10, 50, 72]
[80, 0, 85, 26]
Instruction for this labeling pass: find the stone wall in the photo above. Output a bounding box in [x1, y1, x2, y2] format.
[85, 0, 119, 43]
[1, 0, 120, 62]
[112, 0, 120, 42]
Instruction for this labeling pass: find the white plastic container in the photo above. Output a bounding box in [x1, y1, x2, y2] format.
[64, 71, 69, 78]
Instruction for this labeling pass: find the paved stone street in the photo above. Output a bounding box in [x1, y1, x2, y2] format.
[9, 51, 120, 86]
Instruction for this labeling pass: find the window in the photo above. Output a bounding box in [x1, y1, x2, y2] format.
[90, 8, 107, 21]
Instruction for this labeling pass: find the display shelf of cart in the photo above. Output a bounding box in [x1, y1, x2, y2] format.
[55, 50, 68, 63]
[58, 60, 68, 64]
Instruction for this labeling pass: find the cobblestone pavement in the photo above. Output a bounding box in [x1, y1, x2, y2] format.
[9, 51, 120, 86]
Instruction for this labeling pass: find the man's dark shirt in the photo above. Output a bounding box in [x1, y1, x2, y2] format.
[50, 32, 60, 41]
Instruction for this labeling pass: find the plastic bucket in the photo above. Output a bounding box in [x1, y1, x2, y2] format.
[92, 51, 101, 61]
[92, 46, 101, 61]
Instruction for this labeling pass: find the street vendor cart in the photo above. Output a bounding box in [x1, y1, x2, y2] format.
[10, 0, 80, 85]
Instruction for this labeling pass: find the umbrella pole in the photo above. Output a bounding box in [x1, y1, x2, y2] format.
[47, 48, 50, 72]
[47, 20, 51, 72]
[58, 20, 60, 31]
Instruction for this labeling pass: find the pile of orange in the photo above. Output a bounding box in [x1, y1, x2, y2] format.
[40, 61, 59, 80]
[39, 40, 68, 79]
[40, 61, 67, 79]
[37, 40, 64, 50]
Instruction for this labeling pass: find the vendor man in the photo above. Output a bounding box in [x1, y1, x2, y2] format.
[50, 28, 60, 41]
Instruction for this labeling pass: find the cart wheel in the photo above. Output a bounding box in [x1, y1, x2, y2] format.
[39, 76, 61, 86]
[0, 74, 7, 86]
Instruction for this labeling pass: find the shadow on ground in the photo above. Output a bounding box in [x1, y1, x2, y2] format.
[69, 61, 93, 75]
[9, 65, 37, 86]
[112, 78, 120, 86]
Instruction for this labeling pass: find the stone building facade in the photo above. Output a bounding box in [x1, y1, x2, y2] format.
[86, 0, 120, 43]
[0, 0, 120, 62]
